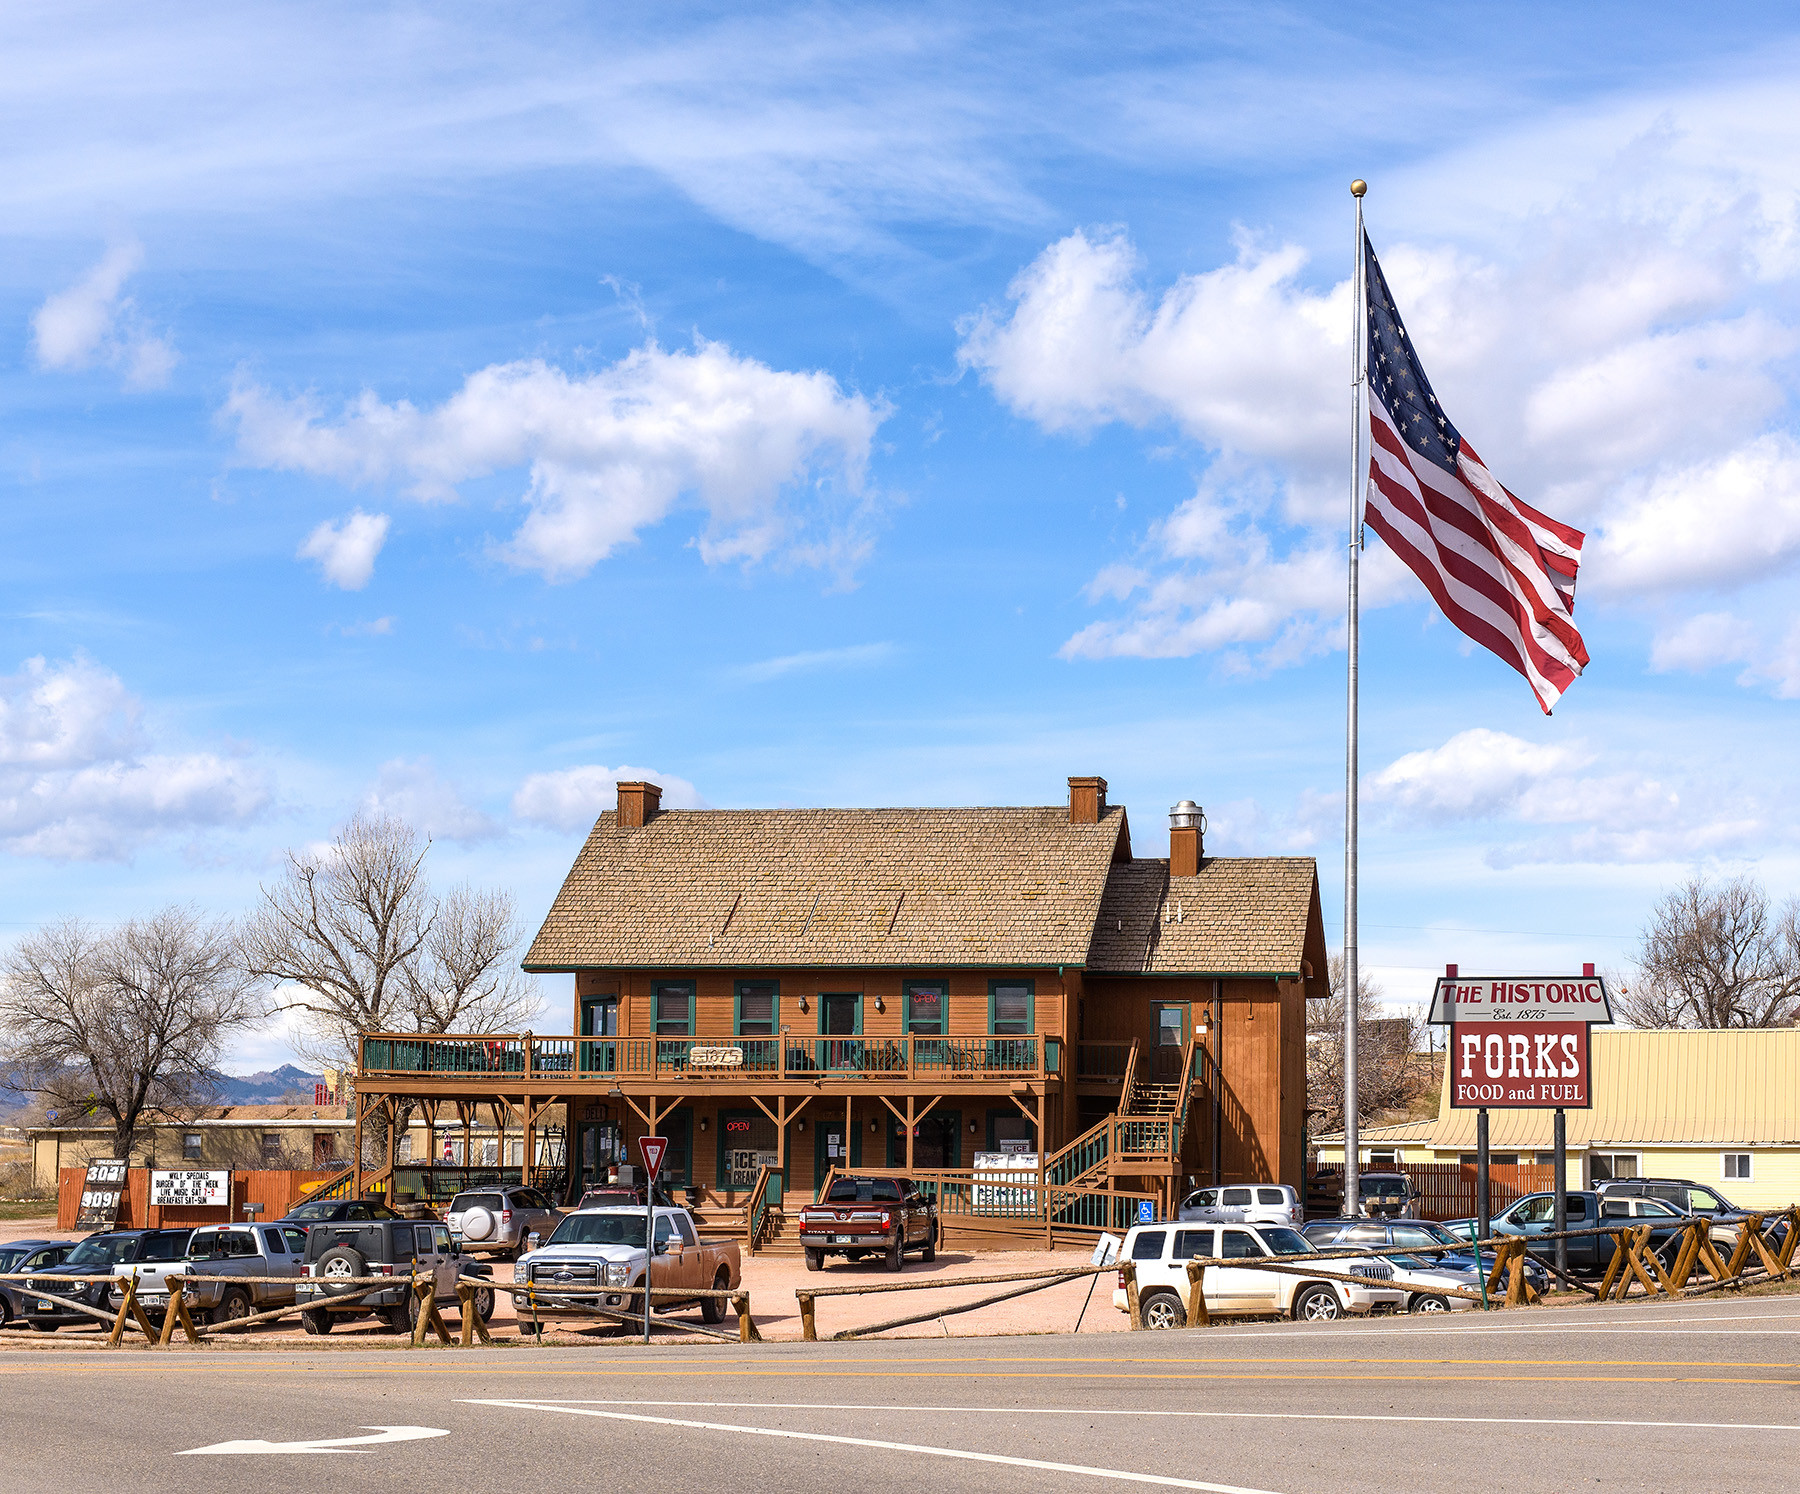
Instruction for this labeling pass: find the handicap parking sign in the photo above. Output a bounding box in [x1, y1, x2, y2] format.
[1136, 1200, 1154, 1223]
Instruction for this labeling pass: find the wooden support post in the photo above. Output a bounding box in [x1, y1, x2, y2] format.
[905, 1097, 915, 1173]
[107, 1272, 155, 1347]
[409, 1275, 452, 1348]
[1779, 1208, 1800, 1273]
[1183, 1259, 1209, 1327]
[352, 1091, 366, 1199]
[733, 1292, 760, 1343]
[1122, 1260, 1142, 1329]
[158, 1281, 200, 1346]
[386, 1095, 399, 1185]
[798, 1291, 817, 1341]
[456, 1280, 493, 1347]
[521, 1097, 535, 1186]
[1596, 1230, 1629, 1301]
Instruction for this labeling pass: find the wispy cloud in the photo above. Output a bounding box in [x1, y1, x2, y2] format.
[298, 510, 390, 590]
[731, 642, 897, 683]
[32, 240, 175, 390]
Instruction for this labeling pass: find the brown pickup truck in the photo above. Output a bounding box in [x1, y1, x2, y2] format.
[513, 1205, 741, 1329]
[798, 1175, 939, 1271]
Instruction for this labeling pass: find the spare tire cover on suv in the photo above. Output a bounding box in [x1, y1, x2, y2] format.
[315, 1244, 369, 1296]
[459, 1207, 496, 1241]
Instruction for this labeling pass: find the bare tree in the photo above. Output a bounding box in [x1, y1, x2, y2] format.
[243, 814, 536, 1072]
[1307, 953, 1431, 1136]
[0, 909, 261, 1159]
[1624, 874, 1800, 1029]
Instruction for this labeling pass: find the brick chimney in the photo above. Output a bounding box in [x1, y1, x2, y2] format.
[1168, 800, 1204, 877]
[1068, 776, 1108, 825]
[616, 780, 663, 828]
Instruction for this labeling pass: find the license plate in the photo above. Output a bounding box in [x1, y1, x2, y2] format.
[833, 1234, 854, 1244]
[140, 1294, 168, 1306]
[36, 1300, 53, 1312]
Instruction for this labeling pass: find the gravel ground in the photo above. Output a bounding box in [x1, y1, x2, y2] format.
[0, 1215, 1126, 1344]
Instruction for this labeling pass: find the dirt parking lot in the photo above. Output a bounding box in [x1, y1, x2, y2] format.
[0, 1215, 1128, 1344]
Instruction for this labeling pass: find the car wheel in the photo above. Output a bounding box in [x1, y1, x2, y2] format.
[1294, 1285, 1343, 1322]
[1410, 1293, 1451, 1314]
[922, 1222, 937, 1263]
[886, 1227, 904, 1272]
[212, 1287, 254, 1328]
[0, 1297, 10, 1328]
[388, 1295, 417, 1335]
[700, 1269, 729, 1325]
[469, 1286, 495, 1322]
[29, 1321, 56, 1333]
[1141, 1290, 1187, 1330]
[301, 1308, 333, 1335]
[517, 1320, 540, 1336]
[804, 1247, 824, 1272]
[315, 1244, 369, 1299]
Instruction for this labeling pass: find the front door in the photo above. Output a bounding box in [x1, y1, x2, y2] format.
[580, 996, 618, 1074]
[1150, 1002, 1190, 1082]
[819, 993, 863, 1070]
[576, 1119, 622, 1194]
[814, 1116, 861, 1192]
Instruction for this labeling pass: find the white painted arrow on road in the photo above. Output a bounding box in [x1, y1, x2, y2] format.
[177, 1425, 449, 1455]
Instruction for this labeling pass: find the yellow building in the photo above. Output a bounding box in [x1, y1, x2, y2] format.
[1314, 1028, 1800, 1210]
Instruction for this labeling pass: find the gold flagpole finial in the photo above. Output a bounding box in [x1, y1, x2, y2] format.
[1350, 179, 1367, 198]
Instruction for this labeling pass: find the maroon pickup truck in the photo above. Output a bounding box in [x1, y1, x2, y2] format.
[798, 1176, 938, 1272]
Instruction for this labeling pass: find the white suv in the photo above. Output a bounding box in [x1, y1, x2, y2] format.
[1178, 1183, 1301, 1227]
[1113, 1220, 1405, 1327]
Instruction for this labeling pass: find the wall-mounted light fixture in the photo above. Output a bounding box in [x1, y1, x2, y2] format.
[698, 1116, 709, 1132]
[797, 995, 809, 1014]
[874, 994, 886, 1014]
[795, 1119, 806, 1133]
[969, 1120, 978, 1134]
[870, 1117, 879, 1133]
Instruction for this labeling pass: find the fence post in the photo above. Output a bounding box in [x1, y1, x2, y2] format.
[797, 1291, 817, 1342]
[455, 1280, 492, 1347]
[1183, 1260, 1209, 1327]
[1122, 1260, 1142, 1330]
[733, 1292, 760, 1343]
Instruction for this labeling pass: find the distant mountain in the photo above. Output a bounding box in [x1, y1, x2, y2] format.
[207, 1064, 326, 1104]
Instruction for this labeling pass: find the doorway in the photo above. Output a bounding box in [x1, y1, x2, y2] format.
[819, 992, 863, 1070]
[814, 1113, 861, 1191]
[580, 995, 618, 1074]
[1150, 1001, 1190, 1082]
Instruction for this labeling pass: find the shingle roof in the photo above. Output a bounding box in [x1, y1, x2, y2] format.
[1087, 857, 1327, 990]
[1428, 1028, 1800, 1149]
[524, 805, 1132, 970]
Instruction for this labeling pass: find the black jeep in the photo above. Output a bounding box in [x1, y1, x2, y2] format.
[295, 1216, 492, 1335]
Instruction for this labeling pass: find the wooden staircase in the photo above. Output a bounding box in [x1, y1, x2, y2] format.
[1043, 1037, 1199, 1206]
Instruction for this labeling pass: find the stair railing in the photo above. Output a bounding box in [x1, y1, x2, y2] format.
[1118, 1037, 1143, 1114]
[746, 1165, 773, 1254]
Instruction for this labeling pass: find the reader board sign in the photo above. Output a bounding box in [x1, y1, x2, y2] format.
[1429, 975, 1613, 1025]
[1450, 1022, 1589, 1109]
[75, 1158, 128, 1230]
[149, 1170, 231, 1209]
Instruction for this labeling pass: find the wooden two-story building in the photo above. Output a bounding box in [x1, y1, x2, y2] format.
[351, 776, 1327, 1246]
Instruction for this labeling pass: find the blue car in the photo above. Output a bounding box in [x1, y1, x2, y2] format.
[1444, 1191, 1689, 1274]
[0, 1239, 75, 1328]
[1301, 1217, 1550, 1294]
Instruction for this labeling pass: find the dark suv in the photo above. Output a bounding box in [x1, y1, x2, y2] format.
[22, 1229, 192, 1332]
[295, 1217, 492, 1335]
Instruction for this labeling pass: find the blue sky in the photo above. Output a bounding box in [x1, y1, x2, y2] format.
[5, 3, 1799, 1069]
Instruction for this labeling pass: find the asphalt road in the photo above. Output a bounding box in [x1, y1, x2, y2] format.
[1, 1295, 1797, 1493]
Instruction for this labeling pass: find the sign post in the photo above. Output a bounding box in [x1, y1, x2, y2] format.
[1429, 964, 1613, 1257]
[637, 1135, 668, 1345]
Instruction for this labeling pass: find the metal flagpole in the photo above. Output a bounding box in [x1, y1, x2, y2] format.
[1344, 178, 1367, 1219]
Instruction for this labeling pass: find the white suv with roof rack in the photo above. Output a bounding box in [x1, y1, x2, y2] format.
[1178, 1184, 1301, 1227]
[1114, 1219, 1405, 1327]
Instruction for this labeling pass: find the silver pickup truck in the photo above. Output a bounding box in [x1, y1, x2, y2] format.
[177, 1223, 309, 1325]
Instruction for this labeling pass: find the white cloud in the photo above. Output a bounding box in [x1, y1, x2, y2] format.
[731, 642, 896, 683]
[0, 655, 267, 860]
[361, 758, 499, 843]
[1590, 435, 1800, 596]
[298, 510, 390, 590]
[31, 241, 176, 389]
[512, 764, 709, 834]
[227, 340, 887, 583]
[1366, 727, 1765, 866]
[1649, 612, 1758, 675]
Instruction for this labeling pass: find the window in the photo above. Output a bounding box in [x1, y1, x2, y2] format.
[904, 982, 944, 1035]
[1221, 1187, 1251, 1206]
[1156, 1004, 1184, 1046]
[1185, 1189, 1217, 1208]
[736, 982, 777, 1037]
[1723, 1153, 1752, 1181]
[654, 983, 693, 1036]
[1534, 1151, 1558, 1165]
[990, 980, 1033, 1035]
[1256, 1188, 1288, 1206]
[1220, 1229, 1263, 1259]
[261, 1132, 283, 1162]
[1173, 1229, 1214, 1259]
[1392, 1226, 1437, 1251]
[413, 1225, 437, 1256]
[1367, 1150, 1398, 1168]
[1590, 1152, 1639, 1181]
[1130, 1230, 1167, 1261]
[183, 1133, 202, 1161]
[1690, 1187, 1727, 1211]
[1512, 1196, 1554, 1224]
[281, 1228, 308, 1254]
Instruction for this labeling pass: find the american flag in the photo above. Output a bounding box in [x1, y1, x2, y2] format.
[1362, 234, 1588, 713]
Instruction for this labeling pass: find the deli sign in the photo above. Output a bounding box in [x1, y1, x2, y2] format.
[1430, 973, 1613, 1110]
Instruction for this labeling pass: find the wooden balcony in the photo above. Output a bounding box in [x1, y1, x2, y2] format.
[356, 1032, 1063, 1095]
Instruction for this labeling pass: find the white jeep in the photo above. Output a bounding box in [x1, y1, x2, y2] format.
[1114, 1220, 1406, 1327]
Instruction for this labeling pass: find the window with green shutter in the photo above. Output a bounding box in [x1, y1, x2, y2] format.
[989, 980, 1033, 1034]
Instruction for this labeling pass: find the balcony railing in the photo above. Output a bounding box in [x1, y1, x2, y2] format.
[359, 1032, 1061, 1083]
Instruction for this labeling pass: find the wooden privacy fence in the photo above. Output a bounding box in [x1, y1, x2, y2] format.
[1311, 1162, 1557, 1220]
[56, 1167, 340, 1231]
